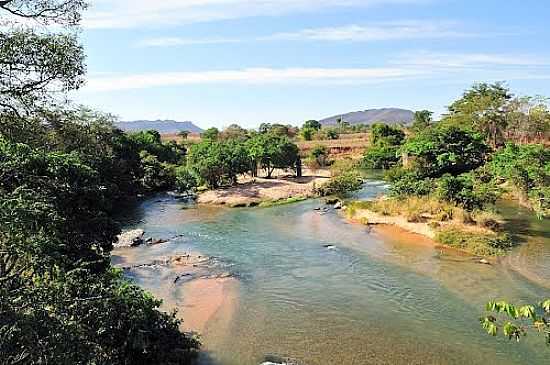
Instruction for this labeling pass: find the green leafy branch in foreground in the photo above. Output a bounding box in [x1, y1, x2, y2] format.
[481, 299, 550, 344]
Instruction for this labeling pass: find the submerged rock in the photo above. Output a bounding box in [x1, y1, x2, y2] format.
[115, 229, 145, 247]
[479, 258, 491, 265]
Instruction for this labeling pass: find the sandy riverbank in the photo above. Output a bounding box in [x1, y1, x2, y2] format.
[349, 208, 438, 239]
[198, 169, 331, 207]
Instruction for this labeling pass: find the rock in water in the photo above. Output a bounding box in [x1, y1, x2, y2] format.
[334, 201, 343, 209]
[115, 229, 145, 247]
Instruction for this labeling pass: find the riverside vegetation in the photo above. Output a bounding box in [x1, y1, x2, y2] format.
[1, 1, 549, 363]
[353, 83, 549, 258]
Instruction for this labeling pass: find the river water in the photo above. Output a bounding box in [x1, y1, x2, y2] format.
[113, 181, 550, 365]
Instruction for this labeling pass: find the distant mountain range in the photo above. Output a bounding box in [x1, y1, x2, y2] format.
[115, 120, 204, 134]
[319, 108, 414, 126]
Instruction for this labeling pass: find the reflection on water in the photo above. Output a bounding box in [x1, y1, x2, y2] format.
[113, 183, 550, 365]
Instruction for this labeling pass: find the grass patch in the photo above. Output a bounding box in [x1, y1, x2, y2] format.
[258, 196, 307, 208]
[435, 227, 514, 256]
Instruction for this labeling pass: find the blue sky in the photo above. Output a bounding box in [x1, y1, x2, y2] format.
[76, 0, 550, 129]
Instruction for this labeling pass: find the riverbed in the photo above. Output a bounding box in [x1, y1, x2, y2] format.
[113, 182, 550, 365]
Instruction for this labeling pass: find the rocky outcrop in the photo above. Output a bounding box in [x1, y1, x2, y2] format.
[115, 229, 145, 247]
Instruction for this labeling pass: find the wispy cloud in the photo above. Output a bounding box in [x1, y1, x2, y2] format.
[84, 51, 550, 92]
[137, 21, 473, 47]
[393, 51, 550, 68]
[85, 67, 426, 92]
[85, 0, 426, 29]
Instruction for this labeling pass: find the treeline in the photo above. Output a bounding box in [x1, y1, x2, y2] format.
[178, 126, 301, 190]
[0, 2, 199, 364]
[362, 82, 549, 219]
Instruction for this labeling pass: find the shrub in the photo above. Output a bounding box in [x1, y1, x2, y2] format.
[363, 144, 400, 169]
[435, 227, 514, 256]
[175, 166, 198, 193]
[316, 172, 363, 197]
[435, 173, 498, 211]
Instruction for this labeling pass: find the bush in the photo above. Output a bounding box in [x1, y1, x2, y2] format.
[175, 166, 198, 193]
[316, 172, 363, 197]
[363, 124, 405, 169]
[435, 227, 514, 256]
[388, 169, 435, 197]
[363, 144, 400, 169]
[309, 145, 329, 167]
[435, 173, 498, 211]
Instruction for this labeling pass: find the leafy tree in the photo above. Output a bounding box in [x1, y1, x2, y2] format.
[178, 130, 190, 140]
[201, 127, 219, 141]
[303, 120, 322, 131]
[401, 125, 489, 178]
[412, 110, 433, 132]
[325, 128, 339, 140]
[445, 82, 513, 148]
[310, 145, 329, 167]
[300, 127, 315, 141]
[0, 2, 200, 363]
[363, 124, 405, 169]
[435, 173, 498, 211]
[506, 96, 550, 143]
[187, 139, 251, 188]
[220, 123, 248, 141]
[490, 143, 549, 218]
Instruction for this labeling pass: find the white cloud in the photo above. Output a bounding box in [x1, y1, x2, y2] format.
[85, 0, 425, 29]
[393, 51, 550, 68]
[137, 21, 472, 47]
[265, 21, 471, 42]
[84, 67, 425, 91]
[84, 51, 550, 93]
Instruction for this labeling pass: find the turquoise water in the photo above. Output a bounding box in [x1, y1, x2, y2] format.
[113, 183, 550, 365]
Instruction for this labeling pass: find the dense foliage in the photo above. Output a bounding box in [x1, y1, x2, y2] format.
[316, 172, 363, 198]
[362, 124, 405, 169]
[186, 132, 300, 188]
[0, 2, 199, 363]
[489, 143, 549, 218]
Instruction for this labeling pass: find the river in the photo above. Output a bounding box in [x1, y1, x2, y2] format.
[113, 181, 550, 365]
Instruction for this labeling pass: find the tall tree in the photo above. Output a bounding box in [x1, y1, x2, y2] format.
[445, 82, 513, 148]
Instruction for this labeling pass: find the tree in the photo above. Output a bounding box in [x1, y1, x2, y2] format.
[445, 82, 513, 148]
[0, 2, 200, 363]
[201, 127, 219, 141]
[412, 110, 433, 132]
[401, 125, 489, 178]
[303, 120, 321, 131]
[301, 127, 315, 141]
[363, 124, 405, 169]
[325, 128, 339, 140]
[178, 130, 190, 140]
[490, 143, 549, 218]
[219, 123, 248, 141]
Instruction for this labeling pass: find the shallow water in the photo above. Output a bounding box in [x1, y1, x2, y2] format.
[113, 183, 550, 365]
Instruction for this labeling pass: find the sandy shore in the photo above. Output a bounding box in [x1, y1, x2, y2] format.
[198, 169, 330, 207]
[349, 208, 437, 239]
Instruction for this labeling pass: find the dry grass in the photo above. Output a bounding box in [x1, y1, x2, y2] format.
[161, 133, 202, 143]
[297, 133, 370, 159]
[345, 196, 512, 256]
